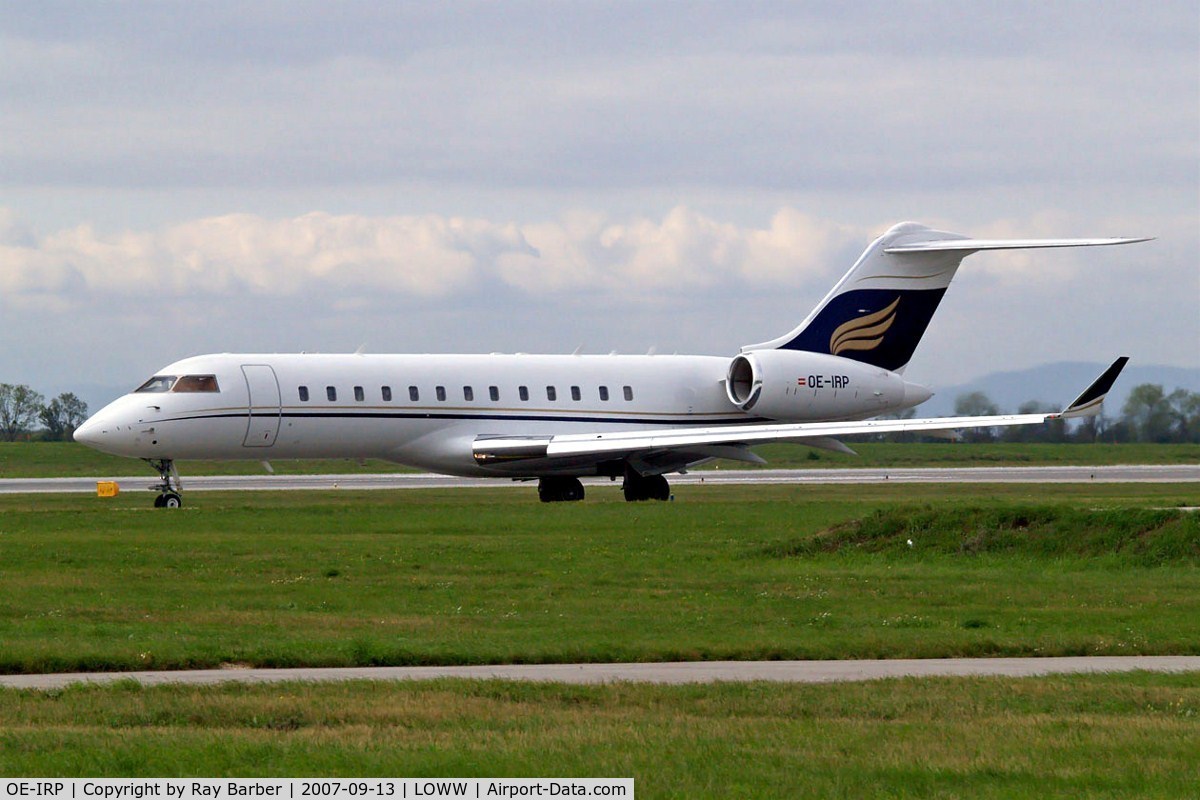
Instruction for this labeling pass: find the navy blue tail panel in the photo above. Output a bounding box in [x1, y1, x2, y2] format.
[777, 288, 948, 371]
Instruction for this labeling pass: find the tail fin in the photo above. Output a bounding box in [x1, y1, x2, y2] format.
[743, 222, 1150, 373]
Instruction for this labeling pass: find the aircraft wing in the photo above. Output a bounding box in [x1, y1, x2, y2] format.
[474, 358, 1128, 470]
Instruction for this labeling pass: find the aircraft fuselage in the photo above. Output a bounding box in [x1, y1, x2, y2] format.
[75, 351, 920, 478]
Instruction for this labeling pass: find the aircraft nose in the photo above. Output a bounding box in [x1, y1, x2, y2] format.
[72, 399, 158, 457]
[73, 415, 103, 447]
[73, 407, 130, 455]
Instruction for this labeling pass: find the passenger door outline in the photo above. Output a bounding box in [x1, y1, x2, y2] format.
[241, 364, 281, 447]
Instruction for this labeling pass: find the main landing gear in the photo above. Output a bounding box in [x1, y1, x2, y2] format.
[146, 458, 183, 508]
[622, 470, 671, 502]
[538, 476, 585, 503]
[536, 470, 673, 503]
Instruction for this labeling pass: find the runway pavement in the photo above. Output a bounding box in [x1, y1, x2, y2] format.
[2, 656, 1198, 690]
[1, 464, 1197, 495]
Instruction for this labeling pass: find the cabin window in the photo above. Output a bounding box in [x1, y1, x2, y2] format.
[463, 386, 474, 402]
[436, 386, 446, 402]
[135, 375, 176, 393]
[299, 386, 309, 402]
[599, 385, 609, 401]
[327, 386, 337, 402]
[173, 375, 220, 393]
[546, 386, 557, 401]
[354, 386, 365, 402]
[381, 386, 392, 402]
[519, 386, 529, 402]
[489, 386, 499, 402]
[570, 385, 581, 401]
[623, 385, 634, 401]
[409, 385, 419, 401]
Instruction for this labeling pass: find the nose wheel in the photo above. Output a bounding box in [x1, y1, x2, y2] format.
[145, 458, 184, 508]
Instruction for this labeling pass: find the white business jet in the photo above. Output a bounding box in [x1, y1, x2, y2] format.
[74, 222, 1146, 507]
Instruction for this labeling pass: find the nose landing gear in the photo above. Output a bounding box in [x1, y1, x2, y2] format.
[145, 458, 184, 508]
[154, 491, 183, 508]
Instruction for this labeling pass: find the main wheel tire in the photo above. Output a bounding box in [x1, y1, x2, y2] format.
[538, 477, 585, 502]
[623, 473, 671, 502]
[648, 474, 670, 501]
[161, 492, 183, 508]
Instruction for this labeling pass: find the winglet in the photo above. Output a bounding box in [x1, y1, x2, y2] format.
[1059, 357, 1129, 418]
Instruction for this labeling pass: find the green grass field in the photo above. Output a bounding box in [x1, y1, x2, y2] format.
[0, 483, 1196, 674]
[1, 672, 1198, 797]
[1, 459, 1198, 792]
[1, 441, 1197, 479]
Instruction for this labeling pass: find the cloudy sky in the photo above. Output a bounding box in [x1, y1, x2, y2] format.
[2, 1, 1197, 408]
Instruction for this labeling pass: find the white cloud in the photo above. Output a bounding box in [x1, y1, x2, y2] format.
[502, 207, 764, 294]
[0, 207, 866, 308]
[0, 203, 1191, 406]
[0, 211, 534, 301]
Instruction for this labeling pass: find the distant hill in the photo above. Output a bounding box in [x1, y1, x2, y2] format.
[918, 362, 1200, 417]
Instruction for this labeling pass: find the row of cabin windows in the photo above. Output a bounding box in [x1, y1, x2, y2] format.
[297, 384, 635, 403]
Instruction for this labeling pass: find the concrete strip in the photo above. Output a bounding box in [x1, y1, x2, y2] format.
[2, 465, 1198, 495]
[3, 656, 1199, 690]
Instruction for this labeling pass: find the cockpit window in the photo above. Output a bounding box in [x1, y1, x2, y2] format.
[173, 375, 220, 393]
[135, 375, 177, 393]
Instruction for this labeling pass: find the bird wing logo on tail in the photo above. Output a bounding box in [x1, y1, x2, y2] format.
[829, 297, 900, 355]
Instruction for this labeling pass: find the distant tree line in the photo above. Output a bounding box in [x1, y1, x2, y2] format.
[943, 383, 1200, 444]
[849, 383, 1200, 445]
[0, 384, 88, 442]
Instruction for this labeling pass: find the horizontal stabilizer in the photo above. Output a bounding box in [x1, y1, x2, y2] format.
[885, 237, 1151, 254]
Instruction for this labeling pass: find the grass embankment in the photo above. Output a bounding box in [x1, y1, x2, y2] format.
[0, 484, 1196, 674]
[1, 441, 1197, 478]
[766, 505, 1200, 565]
[1, 673, 1197, 796]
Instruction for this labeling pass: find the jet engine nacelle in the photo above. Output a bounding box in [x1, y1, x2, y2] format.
[726, 349, 910, 422]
